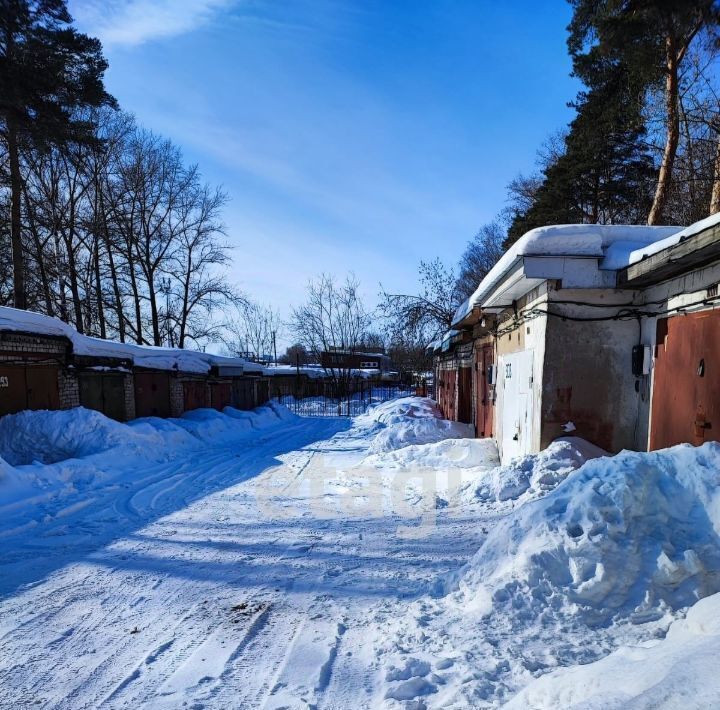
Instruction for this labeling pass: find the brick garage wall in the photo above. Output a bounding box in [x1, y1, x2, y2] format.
[170, 378, 184, 417]
[123, 373, 136, 420]
[58, 369, 80, 409]
[0, 333, 67, 360]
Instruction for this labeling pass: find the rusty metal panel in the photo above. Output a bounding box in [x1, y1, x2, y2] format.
[183, 380, 208, 412]
[26, 366, 60, 411]
[0, 365, 28, 416]
[210, 381, 232, 411]
[458, 367, 473, 424]
[134, 372, 170, 418]
[441, 369, 456, 420]
[651, 311, 720, 450]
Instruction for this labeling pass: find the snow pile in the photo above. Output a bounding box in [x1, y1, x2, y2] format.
[452, 442, 720, 625]
[458, 437, 606, 503]
[507, 591, 720, 709]
[0, 408, 168, 466]
[363, 397, 473, 454]
[362, 436, 499, 473]
[0, 403, 298, 467]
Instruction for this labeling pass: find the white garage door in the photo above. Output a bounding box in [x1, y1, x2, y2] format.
[498, 349, 534, 462]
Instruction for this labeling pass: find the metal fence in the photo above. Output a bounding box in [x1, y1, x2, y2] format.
[271, 381, 416, 417]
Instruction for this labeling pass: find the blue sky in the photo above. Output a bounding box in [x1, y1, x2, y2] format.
[69, 0, 579, 336]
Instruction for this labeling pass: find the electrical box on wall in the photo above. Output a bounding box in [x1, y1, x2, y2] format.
[487, 364, 496, 386]
[632, 345, 651, 376]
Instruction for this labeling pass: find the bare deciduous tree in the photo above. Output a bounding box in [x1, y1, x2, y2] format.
[379, 259, 458, 349]
[225, 301, 281, 362]
[291, 274, 370, 391]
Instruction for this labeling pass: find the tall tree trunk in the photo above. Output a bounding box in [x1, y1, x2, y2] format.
[22, 186, 54, 315]
[179, 252, 192, 349]
[648, 32, 680, 226]
[64, 231, 84, 334]
[53, 232, 70, 322]
[7, 118, 26, 309]
[98, 189, 126, 341]
[128, 263, 143, 344]
[147, 273, 161, 346]
[93, 236, 106, 339]
[711, 126, 720, 215]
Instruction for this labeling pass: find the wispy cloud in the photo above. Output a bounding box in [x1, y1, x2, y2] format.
[70, 0, 236, 48]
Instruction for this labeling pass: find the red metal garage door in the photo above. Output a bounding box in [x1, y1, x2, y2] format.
[458, 367, 473, 424]
[650, 311, 720, 450]
[475, 345, 494, 438]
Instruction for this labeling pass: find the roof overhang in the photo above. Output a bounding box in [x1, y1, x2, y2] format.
[618, 221, 720, 288]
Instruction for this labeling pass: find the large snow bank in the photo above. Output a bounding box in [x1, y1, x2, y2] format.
[452, 442, 720, 625]
[0, 403, 296, 467]
[0, 408, 168, 466]
[362, 397, 473, 454]
[507, 591, 720, 709]
[362, 436, 499, 473]
[458, 437, 607, 503]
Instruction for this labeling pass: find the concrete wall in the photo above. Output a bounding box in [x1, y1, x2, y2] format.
[542, 288, 643, 452]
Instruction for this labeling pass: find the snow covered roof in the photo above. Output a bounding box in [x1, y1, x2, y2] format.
[625, 212, 720, 267]
[460, 224, 681, 316]
[0, 306, 256, 375]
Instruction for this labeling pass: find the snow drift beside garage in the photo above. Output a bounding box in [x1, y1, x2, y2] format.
[363, 397, 474, 453]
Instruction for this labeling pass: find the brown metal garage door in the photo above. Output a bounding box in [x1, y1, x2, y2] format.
[232, 379, 255, 410]
[79, 373, 128, 421]
[650, 311, 720, 450]
[0, 365, 60, 416]
[183, 380, 208, 412]
[134, 372, 171, 418]
[210, 382, 232, 411]
[458, 367, 473, 424]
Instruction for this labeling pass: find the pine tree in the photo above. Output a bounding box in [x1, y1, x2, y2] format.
[0, 0, 115, 309]
[567, 0, 720, 224]
[506, 59, 655, 246]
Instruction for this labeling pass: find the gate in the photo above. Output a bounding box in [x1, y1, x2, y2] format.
[271, 380, 414, 417]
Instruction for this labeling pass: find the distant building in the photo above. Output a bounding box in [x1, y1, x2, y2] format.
[320, 349, 392, 372]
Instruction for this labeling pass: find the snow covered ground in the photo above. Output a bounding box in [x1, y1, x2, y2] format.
[1, 397, 720, 708]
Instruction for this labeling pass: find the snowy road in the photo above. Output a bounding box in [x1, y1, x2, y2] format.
[0, 412, 484, 709]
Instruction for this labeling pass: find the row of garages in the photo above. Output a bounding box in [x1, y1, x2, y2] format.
[0, 325, 270, 422]
[433, 215, 720, 464]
